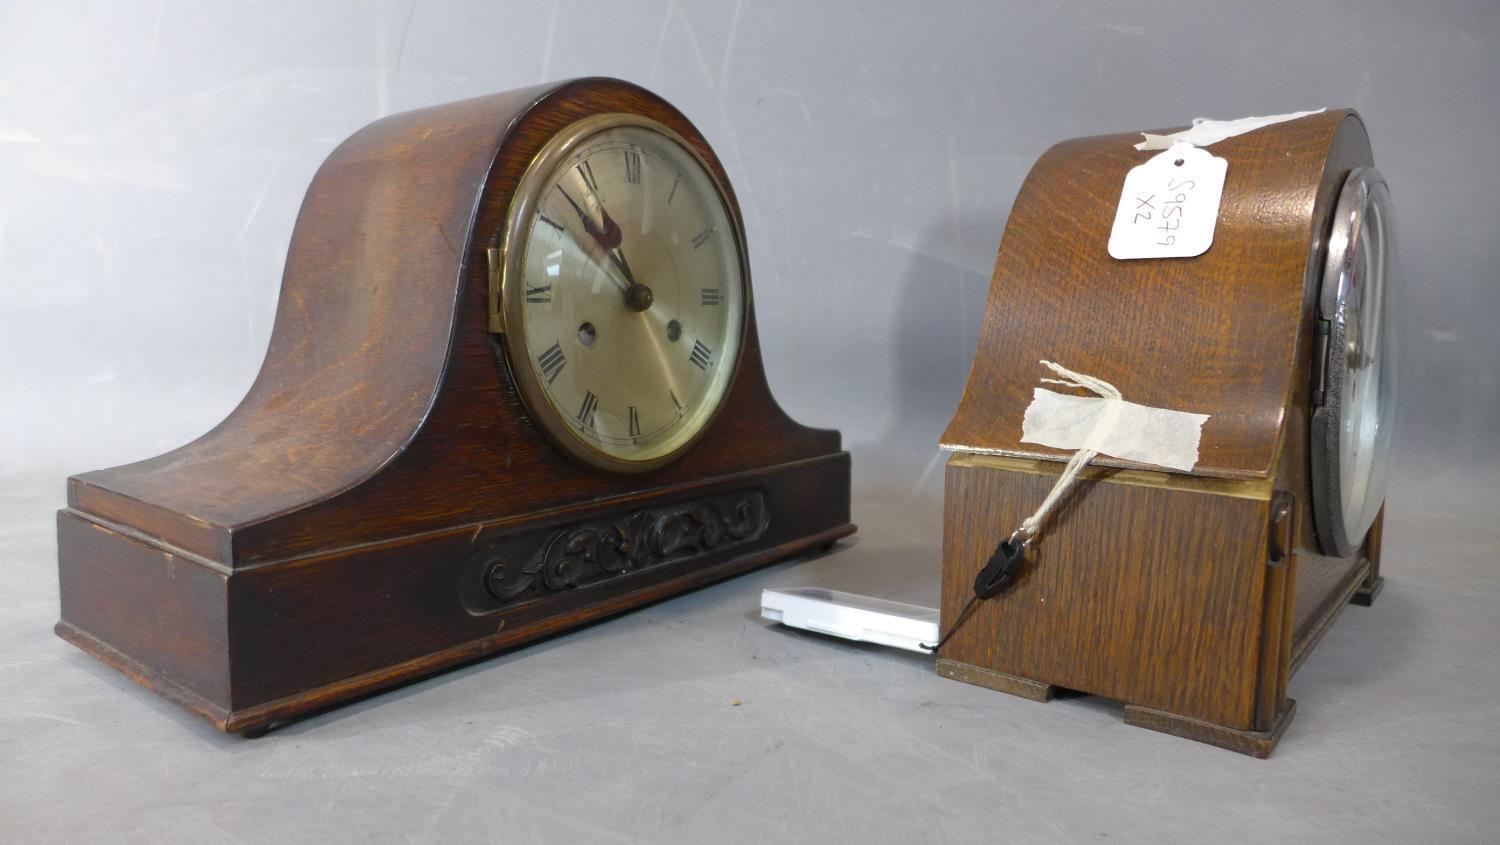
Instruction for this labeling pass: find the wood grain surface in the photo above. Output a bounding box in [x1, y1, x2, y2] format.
[56, 78, 854, 731]
[941, 111, 1370, 481]
[937, 111, 1385, 755]
[939, 455, 1273, 729]
[68, 78, 841, 565]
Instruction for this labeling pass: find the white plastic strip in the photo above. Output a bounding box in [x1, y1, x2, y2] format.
[1135, 108, 1325, 151]
[761, 588, 939, 655]
[1020, 385, 1208, 473]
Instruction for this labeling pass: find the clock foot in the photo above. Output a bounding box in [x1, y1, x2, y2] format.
[238, 721, 281, 739]
[1350, 574, 1384, 607]
[1124, 699, 1296, 759]
[935, 653, 1295, 757]
[935, 658, 1056, 702]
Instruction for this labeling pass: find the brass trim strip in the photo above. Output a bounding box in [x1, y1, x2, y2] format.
[946, 452, 1274, 501]
[486, 246, 505, 334]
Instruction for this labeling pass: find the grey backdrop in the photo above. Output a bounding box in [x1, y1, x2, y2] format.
[2, 2, 1497, 843]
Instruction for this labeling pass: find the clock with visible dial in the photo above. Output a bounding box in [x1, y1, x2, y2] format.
[1311, 167, 1398, 557]
[494, 113, 747, 472]
[54, 79, 855, 736]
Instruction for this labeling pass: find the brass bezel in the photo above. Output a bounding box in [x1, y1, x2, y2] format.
[491, 112, 751, 474]
[1310, 166, 1394, 557]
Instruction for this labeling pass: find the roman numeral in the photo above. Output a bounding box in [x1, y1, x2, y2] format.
[692, 226, 715, 249]
[538, 213, 564, 233]
[628, 405, 641, 437]
[623, 150, 642, 184]
[575, 160, 598, 192]
[526, 284, 552, 303]
[667, 175, 680, 204]
[700, 288, 722, 306]
[537, 342, 566, 384]
[689, 340, 713, 370]
[576, 390, 598, 429]
[670, 389, 682, 411]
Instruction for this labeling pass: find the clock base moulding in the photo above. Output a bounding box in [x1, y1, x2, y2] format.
[57, 457, 850, 733]
[54, 78, 855, 734]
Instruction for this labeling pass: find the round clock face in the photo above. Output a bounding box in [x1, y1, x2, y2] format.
[499, 115, 747, 472]
[1311, 167, 1397, 557]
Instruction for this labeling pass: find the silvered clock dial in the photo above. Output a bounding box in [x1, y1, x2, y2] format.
[1311, 167, 1398, 558]
[495, 113, 748, 472]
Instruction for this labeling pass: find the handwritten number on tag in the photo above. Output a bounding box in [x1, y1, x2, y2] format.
[1108, 142, 1227, 260]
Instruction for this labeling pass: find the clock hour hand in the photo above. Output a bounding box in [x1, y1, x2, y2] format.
[556, 187, 629, 292]
[589, 203, 642, 285]
[558, 186, 651, 310]
[606, 245, 640, 288]
[581, 195, 654, 310]
[558, 186, 622, 249]
[614, 247, 654, 312]
[594, 204, 624, 250]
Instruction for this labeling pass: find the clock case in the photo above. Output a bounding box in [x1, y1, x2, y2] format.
[55, 78, 854, 734]
[936, 111, 1384, 757]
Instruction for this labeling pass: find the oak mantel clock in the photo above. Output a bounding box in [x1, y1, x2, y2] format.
[935, 110, 1396, 757]
[55, 78, 854, 734]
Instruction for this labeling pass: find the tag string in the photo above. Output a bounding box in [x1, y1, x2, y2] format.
[921, 361, 1123, 654]
[1022, 361, 1122, 535]
[922, 592, 980, 654]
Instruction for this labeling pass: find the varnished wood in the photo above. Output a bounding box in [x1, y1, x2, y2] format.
[938, 112, 1385, 756]
[1289, 555, 1370, 674]
[1124, 700, 1296, 759]
[56, 78, 854, 732]
[1352, 506, 1385, 606]
[68, 80, 838, 564]
[935, 658, 1055, 702]
[940, 456, 1273, 729]
[942, 111, 1363, 481]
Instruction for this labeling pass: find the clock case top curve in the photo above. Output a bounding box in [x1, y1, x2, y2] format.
[66, 77, 841, 567]
[940, 110, 1375, 484]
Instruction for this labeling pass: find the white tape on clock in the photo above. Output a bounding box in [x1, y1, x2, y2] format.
[1134, 108, 1326, 150]
[1020, 386, 1208, 473]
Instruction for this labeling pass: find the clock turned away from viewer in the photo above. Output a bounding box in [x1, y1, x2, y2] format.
[935, 110, 1397, 757]
[55, 78, 854, 734]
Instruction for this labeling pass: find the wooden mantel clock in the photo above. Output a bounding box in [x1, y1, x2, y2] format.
[935, 110, 1395, 756]
[55, 78, 854, 734]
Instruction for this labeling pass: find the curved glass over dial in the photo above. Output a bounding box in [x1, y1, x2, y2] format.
[1311, 167, 1398, 557]
[499, 114, 747, 472]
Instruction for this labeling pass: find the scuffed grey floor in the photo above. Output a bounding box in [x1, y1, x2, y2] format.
[2, 463, 1496, 844]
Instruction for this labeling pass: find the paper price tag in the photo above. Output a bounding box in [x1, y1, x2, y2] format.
[1108, 141, 1227, 260]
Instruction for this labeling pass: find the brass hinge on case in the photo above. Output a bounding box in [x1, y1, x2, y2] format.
[486, 246, 505, 334]
[1309, 319, 1330, 406]
[1267, 491, 1294, 567]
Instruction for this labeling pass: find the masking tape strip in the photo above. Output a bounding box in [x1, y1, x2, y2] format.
[1135, 108, 1326, 151]
[1020, 387, 1208, 473]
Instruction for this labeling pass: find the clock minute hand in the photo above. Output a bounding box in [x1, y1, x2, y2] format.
[611, 246, 655, 312]
[558, 186, 626, 250]
[557, 186, 650, 309]
[556, 187, 631, 295]
[582, 198, 652, 309]
[557, 187, 604, 239]
[593, 203, 624, 249]
[607, 246, 640, 288]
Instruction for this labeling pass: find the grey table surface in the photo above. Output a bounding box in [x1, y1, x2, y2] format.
[2, 460, 1496, 845]
[2, 4, 1498, 841]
